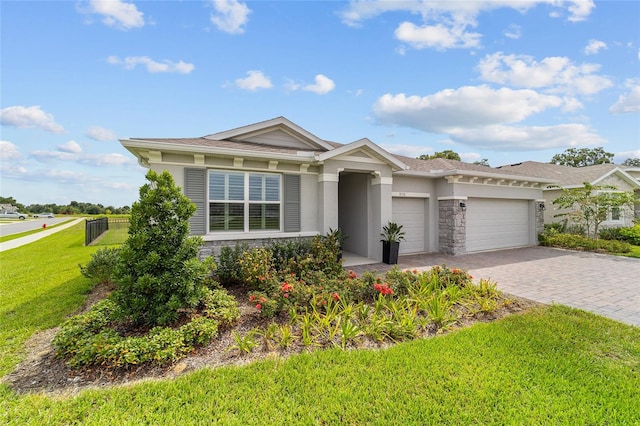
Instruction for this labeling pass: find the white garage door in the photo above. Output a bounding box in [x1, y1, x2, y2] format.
[466, 198, 530, 252]
[392, 198, 425, 254]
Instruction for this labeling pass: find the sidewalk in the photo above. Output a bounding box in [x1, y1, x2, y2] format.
[0, 218, 85, 252]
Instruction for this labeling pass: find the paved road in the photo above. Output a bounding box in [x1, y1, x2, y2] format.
[350, 246, 640, 327]
[0, 218, 84, 252]
[0, 217, 73, 237]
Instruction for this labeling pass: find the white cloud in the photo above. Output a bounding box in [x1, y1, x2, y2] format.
[609, 80, 640, 114]
[210, 0, 251, 34]
[0, 141, 22, 161]
[84, 0, 145, 30]
[615, 150, 640, 163]
[460, 152, 482, 162]
[86, 126, 117, 141]
[107, 56, 194, 74]
[58, 140, 82, 154]
[584, 39, 607, 55]
[0, 105, 65, 133]
[380, 143, 433, 159]
[30, 146, 134, 167]
[566, 0, 595, 22]
[303, 74, 336, 95]
[339, 1, 594, 50]
[372, 84, 606, 150]
[235, 70, 272, 91]
[373, 86, 563, 132]
[108, 55, 195, 74]
[503, 24, 521, 40]
[477, 52, 613, 95]
[446, 123, 605, 150]
[394, 21, 481, 50]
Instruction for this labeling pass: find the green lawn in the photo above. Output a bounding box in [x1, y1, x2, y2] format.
[1, 225, 639, 424]
[0, 222, 98, 375]
[621, 245, 640, 258]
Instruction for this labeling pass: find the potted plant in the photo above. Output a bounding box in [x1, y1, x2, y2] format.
[380, 222, 405, 264]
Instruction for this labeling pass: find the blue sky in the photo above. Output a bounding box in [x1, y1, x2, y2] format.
[1, 0, 639, 208]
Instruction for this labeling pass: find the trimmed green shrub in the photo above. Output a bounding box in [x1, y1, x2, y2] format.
[53, 288, 239, 368]
[539, 232, 631, 253]
[216, 243, 247, 285]
[598, 227, 624, 241]
[112, 170, 214, 327]
[79, 247, 120, 285]
[269, 238, 312, 271]
[619, 225, 640, 245]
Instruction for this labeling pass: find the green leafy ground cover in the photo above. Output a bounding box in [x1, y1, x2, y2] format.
[2, 306, 638, 424]
[1, 225, 639, 424]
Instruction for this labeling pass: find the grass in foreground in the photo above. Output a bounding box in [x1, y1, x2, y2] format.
[1, 305, 639, 424]
[620, 245, 640, 258]
[0, 222, 98, 375]
[1, 224, 638, 424]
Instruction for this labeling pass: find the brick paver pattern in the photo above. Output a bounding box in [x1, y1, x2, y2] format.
[349, 246, 640, 327]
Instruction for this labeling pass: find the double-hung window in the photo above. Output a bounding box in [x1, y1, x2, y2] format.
[209, 171, 281, 232]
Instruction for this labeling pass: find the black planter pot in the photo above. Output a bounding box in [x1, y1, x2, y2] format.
[382, 241, 400, 264]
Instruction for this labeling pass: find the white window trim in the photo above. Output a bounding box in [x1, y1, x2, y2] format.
[208, 170, 282, 233]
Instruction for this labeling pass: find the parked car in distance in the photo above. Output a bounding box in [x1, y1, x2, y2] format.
[0, 211, 28, 220]
[33, 212, 55, 218]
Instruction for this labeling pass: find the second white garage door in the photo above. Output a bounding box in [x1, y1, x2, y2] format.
[392, 198, 425, 254]
[466, 198, 530, 252]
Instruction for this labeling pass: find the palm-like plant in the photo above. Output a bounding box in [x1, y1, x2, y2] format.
[381, 222, 405, 243]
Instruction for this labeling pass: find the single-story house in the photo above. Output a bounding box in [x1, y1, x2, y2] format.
[120, 117, 555, 261]
[497, 161, 640, 228]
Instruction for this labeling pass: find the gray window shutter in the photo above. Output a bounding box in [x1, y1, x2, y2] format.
[284, 174, 300, 232]
[184, 168, 206, 235]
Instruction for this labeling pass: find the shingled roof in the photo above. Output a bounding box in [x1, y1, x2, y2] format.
[495, 161, 636, 186]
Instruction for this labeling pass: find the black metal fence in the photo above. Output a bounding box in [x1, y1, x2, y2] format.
[85, 217, 108, 245]
[85, 217, 130, 246]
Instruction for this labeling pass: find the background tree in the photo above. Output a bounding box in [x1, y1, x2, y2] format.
[552, 182, 637, 239]
[550, 147, 614, 167]
[113, 170, 212, 326]
[417, 150, 461, 161]
[473, 158, 490, 167]
[622, 158, 640, 167]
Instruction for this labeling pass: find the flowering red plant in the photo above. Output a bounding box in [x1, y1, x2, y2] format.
[374, 283, 394, 295]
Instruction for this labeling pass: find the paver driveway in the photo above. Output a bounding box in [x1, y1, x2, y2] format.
[350, 246, 640, 327]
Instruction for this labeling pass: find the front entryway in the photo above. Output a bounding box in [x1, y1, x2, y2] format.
[338, 172, 369, 258]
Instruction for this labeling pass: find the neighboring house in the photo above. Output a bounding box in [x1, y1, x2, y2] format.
[497, 161, 640, 228]
[120, 117, 554, 260]
[0, 204, 17, 213]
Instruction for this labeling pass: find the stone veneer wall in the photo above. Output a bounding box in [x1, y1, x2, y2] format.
[535, 202, 545, 241]
[438, 199, 466, 255]
[198, 236, 315, 259]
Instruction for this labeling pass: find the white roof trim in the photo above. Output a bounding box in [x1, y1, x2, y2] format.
[203, 116, 333, 151]
[120, 138, 316, 163]
[591, 167, 640, 188]
[315, 138, 408, 171]
[395, 168, 556, 184]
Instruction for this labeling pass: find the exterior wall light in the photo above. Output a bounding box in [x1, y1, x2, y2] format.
[459, 201, 466, 211]
[538, 202, 546, 211]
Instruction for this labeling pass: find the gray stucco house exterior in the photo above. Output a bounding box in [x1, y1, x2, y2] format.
[498, 161, 640, 228]
[120, 117, 555, 260]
